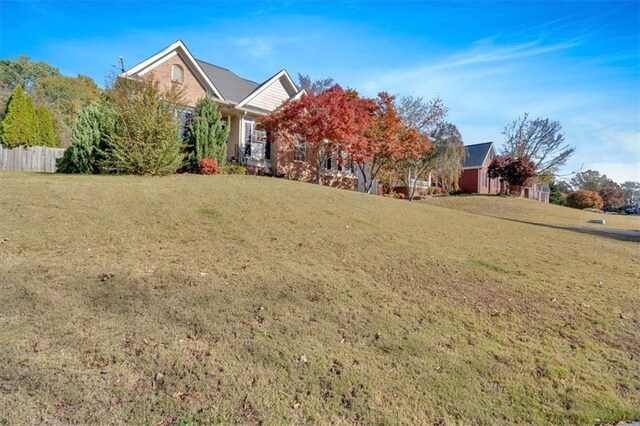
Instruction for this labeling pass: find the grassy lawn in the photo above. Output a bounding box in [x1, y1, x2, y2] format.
[424, 194, 640, 232]
[0, 173, 638, 425]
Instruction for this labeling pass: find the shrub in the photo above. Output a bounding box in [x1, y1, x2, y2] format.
[219, 164, 247, 175]
[57, 100, 115, 174]
[186, 95, 229, 171]
[567, 190, 603, 210]
[383, 190, 406, 199]
[102, 77, 185, 176]
[198, 158, 218, 175]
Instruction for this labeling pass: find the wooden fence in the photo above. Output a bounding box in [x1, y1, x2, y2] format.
[0, 145, 66, 173]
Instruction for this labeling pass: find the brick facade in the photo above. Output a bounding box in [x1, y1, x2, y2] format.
[272, 139, 357, 190]
[146, 53, 208, 108]
[459, 169, 479, 193]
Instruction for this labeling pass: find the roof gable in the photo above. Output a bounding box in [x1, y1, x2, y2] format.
[463, 142, 495, 168]
[121, 40, 224, 100]
[236, 69, 300, 109]
[122, 40, 303, 112]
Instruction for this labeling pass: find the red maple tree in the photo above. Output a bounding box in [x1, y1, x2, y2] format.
[258, 85, 370, 184]
[488, 155, 536, 195]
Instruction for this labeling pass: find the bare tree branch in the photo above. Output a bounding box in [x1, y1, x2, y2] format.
[501, 113, 575, 175]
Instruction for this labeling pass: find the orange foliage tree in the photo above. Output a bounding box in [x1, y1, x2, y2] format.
[567, 190, 604, 210]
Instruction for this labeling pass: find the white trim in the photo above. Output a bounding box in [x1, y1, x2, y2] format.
[291, 89, 306, 100]
[138, 51, 177, 76]
[121, 40, 225, 100]
[236, 69, 298, 108]
[235, 106, 269, 116]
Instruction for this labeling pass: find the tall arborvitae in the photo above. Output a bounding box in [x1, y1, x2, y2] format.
[57, 100, 115, 173]
[187, 95, 229, 170]
[35, 104, 58, 147]
[0, 86, 39, 147]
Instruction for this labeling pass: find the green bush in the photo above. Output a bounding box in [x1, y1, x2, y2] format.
[102, 78, 184, 176]
[219, 164, 247, 175]
[186, 95, 229, 171]
[57, 100, 115, 174]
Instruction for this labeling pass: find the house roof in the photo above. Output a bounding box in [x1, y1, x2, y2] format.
[122, 40, 304, 112]
[463, 142, 494, 168]
[196, 60, 260, 104]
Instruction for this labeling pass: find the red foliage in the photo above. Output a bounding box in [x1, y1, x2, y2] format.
[488, 155, 536, 191]
[258, 85, 371, 182]
[599, 179, 625, 211]
[567, 190, 604, 210]
[198, 158, 219, 175]
[258, 85, 370, 170]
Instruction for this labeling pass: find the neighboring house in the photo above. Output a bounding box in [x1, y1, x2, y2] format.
[459, 142, 500, 194]
[523, 183, 550, 203]
[459, 141, 550, 202]
[120, 40, 305, 174]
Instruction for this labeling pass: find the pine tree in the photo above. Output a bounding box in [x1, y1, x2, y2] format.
[188, 95, 229, 170]
[57, 100, 115, 173]
[0, 85, 39, 147]
[35, 104, 58, 147]
[549, 182, 566, 206]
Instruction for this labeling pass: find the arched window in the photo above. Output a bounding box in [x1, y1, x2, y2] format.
[171, 64, 184, 83]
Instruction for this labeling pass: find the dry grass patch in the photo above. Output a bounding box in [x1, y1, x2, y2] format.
[424, 195, 640, 231]
[0, 173, 638, 425]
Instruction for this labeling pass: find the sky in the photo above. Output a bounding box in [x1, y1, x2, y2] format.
[1, 0, 638, 182]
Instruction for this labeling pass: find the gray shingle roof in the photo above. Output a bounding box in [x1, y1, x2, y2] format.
[463, 142, 494, 168]
[196, 59, 259, 104]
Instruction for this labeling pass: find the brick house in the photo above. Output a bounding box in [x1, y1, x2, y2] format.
[459, 142, 550, 202]
[459, 142, 500, 194]
[122, 40, 360, 189]
[121, 40, 309, 175]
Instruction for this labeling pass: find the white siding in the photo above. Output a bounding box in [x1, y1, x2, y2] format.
[247, 77, 294, 111]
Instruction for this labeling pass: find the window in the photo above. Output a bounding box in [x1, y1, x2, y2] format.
[294, 143, 306, 161]
[176, 107, 194, 139]
[325, 152, 356, 174]
[244, 120, 268, 160]
[171, 64, 184, 83]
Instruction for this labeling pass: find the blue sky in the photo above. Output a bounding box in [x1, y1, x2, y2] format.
[1, 0, 638, 182]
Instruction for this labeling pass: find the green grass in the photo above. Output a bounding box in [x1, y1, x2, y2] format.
[0, 173, 638, 425]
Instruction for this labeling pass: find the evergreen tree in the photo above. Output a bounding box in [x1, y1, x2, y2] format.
[188, 95, 229, 170]
[57, 100, 115, 173]
[102, 77, 184, 176]
[35, 103, 58, 147]
[0, 85, 39, 147]
[548, 182, 566, 206]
